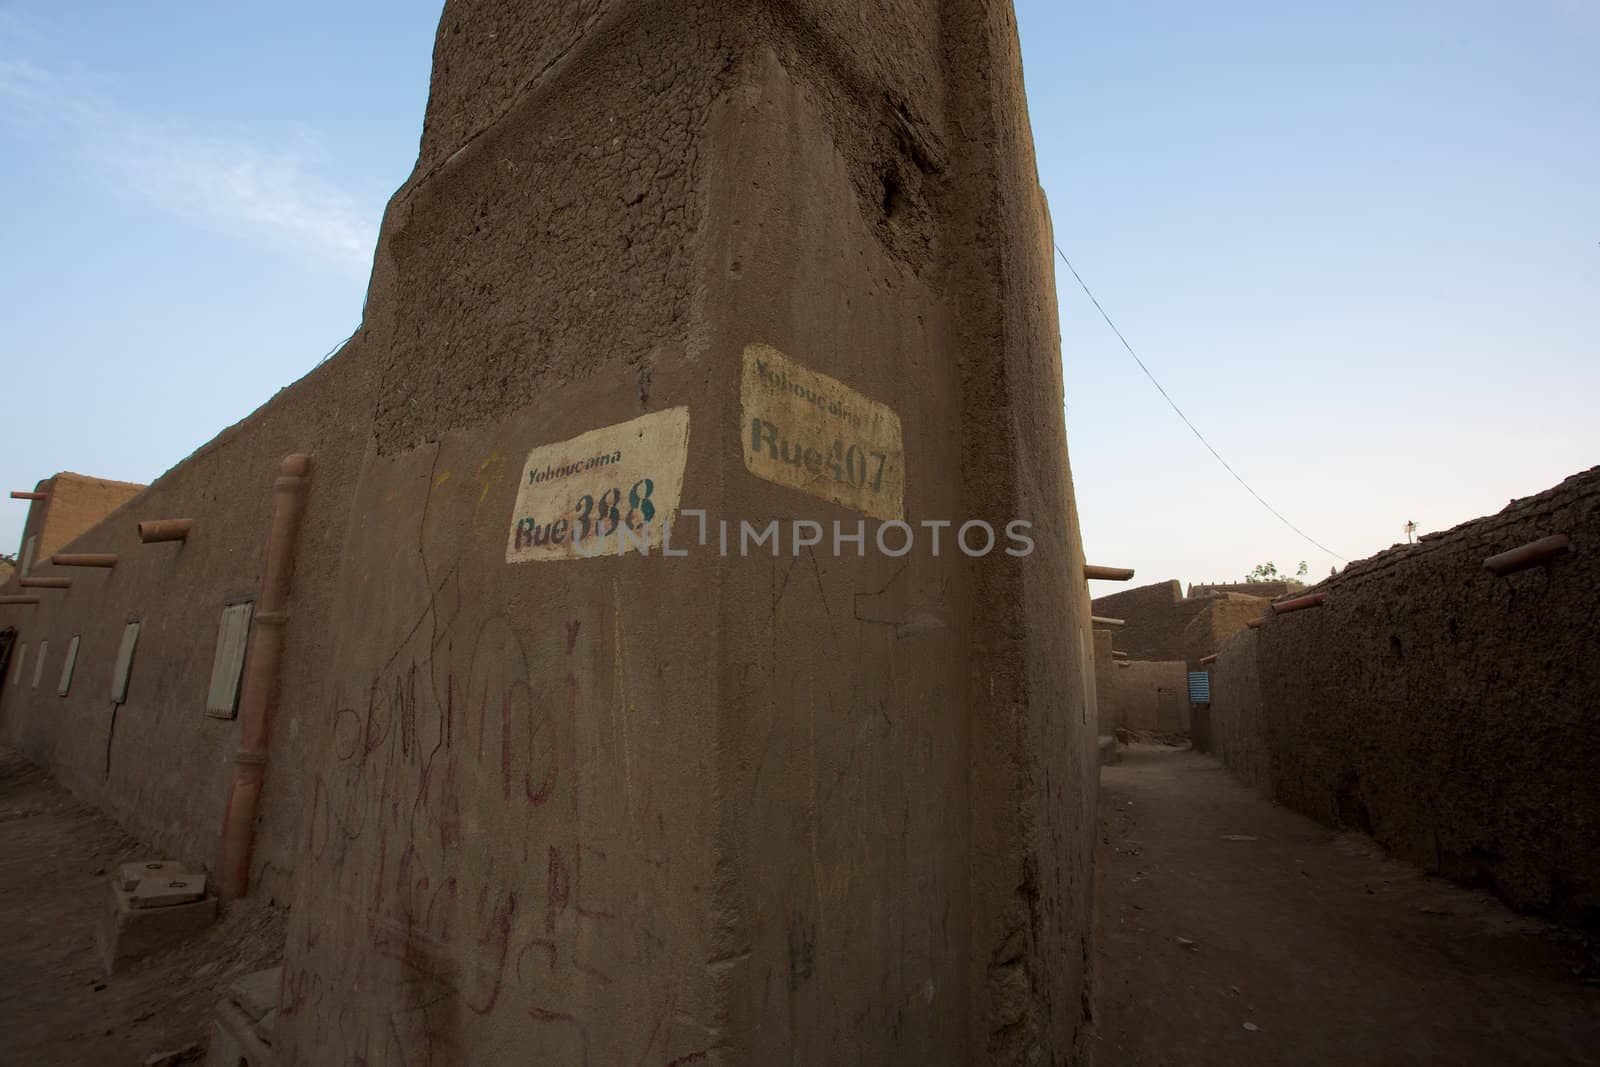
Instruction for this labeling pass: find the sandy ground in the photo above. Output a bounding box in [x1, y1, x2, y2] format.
[7, 740, 1598, 1064]
[0, 750, 284, 1066]
[1093, 744, 1600, 1066]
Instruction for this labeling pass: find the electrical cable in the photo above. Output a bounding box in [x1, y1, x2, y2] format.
[1055, 244, 1347, 563]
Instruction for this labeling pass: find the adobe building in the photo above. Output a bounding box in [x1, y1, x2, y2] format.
[1089, 578, 1279, 744]
[1, 475, 146, 696]
[9, 473, 146, 578]
[1089, 623, 1189, 741]
[0, 1, 1100, 1062]
[1092, 577, 1275, 667]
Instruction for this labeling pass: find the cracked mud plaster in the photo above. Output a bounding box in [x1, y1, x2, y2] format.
[372, 13, 729, 454]
[369, 2, 953, 456]
[1213, 466, 1600, 927]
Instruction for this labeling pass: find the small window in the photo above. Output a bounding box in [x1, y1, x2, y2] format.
[20, 535, 36, 577]
[111, 622, 141, 704]
[11, 643, 26, 687]
[205, 601, 254, 719]
[58, 635, 81, 697]
[31, 640, 48, 689]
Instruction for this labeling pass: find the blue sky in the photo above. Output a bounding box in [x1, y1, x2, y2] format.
[3, 2, 1595, 592]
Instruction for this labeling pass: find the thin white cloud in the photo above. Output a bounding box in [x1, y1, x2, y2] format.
[0, 55, 378, 276]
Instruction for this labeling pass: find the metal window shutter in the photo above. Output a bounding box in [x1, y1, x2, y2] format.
[58, 635, 80, 697]
[111, 623, 140, 704]
[205, 602, 253, 719]
[1188, 671, 1211, 703]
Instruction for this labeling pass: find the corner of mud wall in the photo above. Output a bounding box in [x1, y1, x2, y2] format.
[276, 2, 1097, 1062]
[699, 12, 1096, 1058]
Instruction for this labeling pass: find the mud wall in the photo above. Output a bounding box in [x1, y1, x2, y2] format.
[1106, 660, 1189, 734]
[0, 353, 376, 904]
[1091, 580, 1189, 661]
[1187, 580, 1302, 599]
[1205, 629, 1270, 792]
[1092, 628, 1115, 735]
[2, 2, 1098, 1058]
[21, 473, 148, 563]
[1208, 466, 1600, 927]
[10, 473, 145, 578]
[1180, 593, 1268, 667]
[272, 2, 1098, 1064]
[1092, 580, 1270, 667]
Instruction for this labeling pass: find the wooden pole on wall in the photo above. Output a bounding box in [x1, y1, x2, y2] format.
[137, 519, 193, 544]
[1084, 565, 1135, 582]
[1483, 534, 1570, 577]
[1271, 592, 1326, 616]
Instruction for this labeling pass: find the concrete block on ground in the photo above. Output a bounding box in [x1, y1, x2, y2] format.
[119, 860, 186, 891]
[1098, 735, 1120, 765]
[131, 872, 206, 909]
[96, 883, 217, 975]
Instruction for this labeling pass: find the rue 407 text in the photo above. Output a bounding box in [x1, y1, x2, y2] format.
[749, 418, 889, 492]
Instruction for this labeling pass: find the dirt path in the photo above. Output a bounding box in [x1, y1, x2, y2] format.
[1094, 748, 1600, 1062]
[1093, 744, 1599, 1066]
[0, 750, 284, 1066]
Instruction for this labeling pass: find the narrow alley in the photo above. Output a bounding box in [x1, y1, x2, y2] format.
[1093, 745, 1600, 1066]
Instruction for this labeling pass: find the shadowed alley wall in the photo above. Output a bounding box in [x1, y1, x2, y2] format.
[1103, 660, 1189, 734]
[1093, 628, 1114, 734]
[1206, 628, 1269, 792]
[1208, 466, 1600, 928]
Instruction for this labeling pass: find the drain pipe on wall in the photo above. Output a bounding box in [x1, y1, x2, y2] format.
[220, 454, 312, 900]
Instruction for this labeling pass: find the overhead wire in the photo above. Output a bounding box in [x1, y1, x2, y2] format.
[1054, 244, 1347, 563]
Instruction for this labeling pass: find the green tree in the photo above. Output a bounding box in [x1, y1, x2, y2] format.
[1245, 560, 1308, 583]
